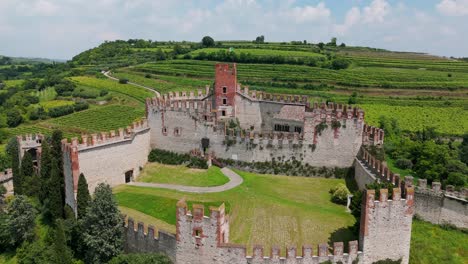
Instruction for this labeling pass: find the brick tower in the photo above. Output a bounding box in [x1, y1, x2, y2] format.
[214, 63, 237, 119]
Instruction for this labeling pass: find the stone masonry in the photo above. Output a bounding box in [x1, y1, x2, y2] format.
[122, 194, 416, 264]
[355, 148, 468, 229]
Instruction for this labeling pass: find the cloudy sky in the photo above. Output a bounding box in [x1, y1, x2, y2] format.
[0, 0, 467, 59]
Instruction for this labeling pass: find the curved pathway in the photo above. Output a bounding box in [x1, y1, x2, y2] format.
[102, 71, 161, 97]
[127, 167, 243, 193]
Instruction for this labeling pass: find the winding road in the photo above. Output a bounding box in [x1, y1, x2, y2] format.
[127, 167, 243, 193]
[102, 71, 161, 97]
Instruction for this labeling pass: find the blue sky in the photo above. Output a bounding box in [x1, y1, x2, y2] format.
[0, 0, 467, 59]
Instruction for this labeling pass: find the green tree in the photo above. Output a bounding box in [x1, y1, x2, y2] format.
[50, 130, 65, 211]
[331, 58, 350, 70]
[6, 109, 23, 127]
[328, 37, 337, 46]
[460, 134, 468, 165]
[20, 151, 36, 196]
[6, 195, 37, 246]
[201, 36, 215, 47]
[39, 139, 52, 204]
[51, 219, 73, 264]
[48, 157, 63, 220]
[77, 173, 91, 219]
[82, 183, 123, 263]
[6, 137, 21, 195]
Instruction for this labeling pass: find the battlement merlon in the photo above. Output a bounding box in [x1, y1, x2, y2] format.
[61, 118, 149, 151]
[415, 178, 467, 200]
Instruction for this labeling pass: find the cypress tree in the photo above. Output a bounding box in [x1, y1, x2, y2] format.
[51, 130, 65, 212]
[51, 219, 73, 264]
[20, 151, 34, 195]
[39, 139, 52, 204]
[48, 157, 63, 220]
[82, 183, 123, 263]
[6, 137, 21, 195]
[77, 173, 91, 219]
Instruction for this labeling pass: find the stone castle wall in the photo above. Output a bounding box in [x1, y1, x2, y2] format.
[359, 188, 414, 264]
[146, 95, 383, 168]
[0, 168, 13, 193]
[62, 119, 151, 211]
[355, 148, 468, 229]
[123, 196, 416, 264]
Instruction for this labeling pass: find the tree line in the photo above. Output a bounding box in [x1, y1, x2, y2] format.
[0, 130, 171, 263]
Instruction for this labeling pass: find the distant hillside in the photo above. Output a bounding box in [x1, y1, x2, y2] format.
[0, 55, 65, 65]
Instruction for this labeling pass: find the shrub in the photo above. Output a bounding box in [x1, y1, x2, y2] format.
[331, 58, 350, 70]
[99, 89, 109, 97]
[395, 158, 413, 169]
[329, 184, 351, 204]
[6, 109, 23, 127]
[73, 101, 89, 112]
[118, 78, 128, 84]
[48, 105, 75, 118]
[148, 149, 207, 169]
[315, 121, 328, 135]
[331, 120, 341, 129]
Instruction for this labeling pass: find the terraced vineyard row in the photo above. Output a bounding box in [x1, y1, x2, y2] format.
[189, 48, 325, 58]
[360, 104, 467, 135]
[43, 105, 144, 134]
[132, 60, 468, 89]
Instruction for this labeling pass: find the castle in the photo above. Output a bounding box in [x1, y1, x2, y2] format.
[8, 63, 467, 263]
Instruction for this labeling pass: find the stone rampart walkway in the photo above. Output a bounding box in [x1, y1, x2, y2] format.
[127, 167, 243, 193]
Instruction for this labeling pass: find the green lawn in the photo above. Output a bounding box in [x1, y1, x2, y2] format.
[137, 163, 229, 187]
[410, 220, 468, 264]
[114, 170, 356, 253]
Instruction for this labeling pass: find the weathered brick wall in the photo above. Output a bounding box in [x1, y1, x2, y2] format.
[360, 188, 414, 264]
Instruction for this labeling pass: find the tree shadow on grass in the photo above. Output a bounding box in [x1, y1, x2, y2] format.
[327, 225, 359, 253]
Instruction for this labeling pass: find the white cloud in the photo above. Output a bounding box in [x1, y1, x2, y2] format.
[362, 0, 390, 23]
[334, 7, 361, 35]
[437, 0, 468, 16]
[285, 2, 331, 23]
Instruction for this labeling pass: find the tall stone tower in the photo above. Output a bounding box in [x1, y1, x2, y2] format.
[214, 63, 237, 119]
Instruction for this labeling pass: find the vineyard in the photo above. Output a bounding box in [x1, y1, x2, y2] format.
[189, 48, 325, 58]
[43, 105, 144, 134]
[70, 76, 155, 103]
[131, 60, 468, 89]
[360, 105, 467, 135]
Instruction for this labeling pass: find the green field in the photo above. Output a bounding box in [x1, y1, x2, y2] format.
[410, 220, 468, 264]
[114, 170, 355, 253]
[39, 100, 74, 110]
[360, 104, 468, 135]
[71, 76, 155, 103]
[136, 163, 229, 187]
[42, 105, 144, 134]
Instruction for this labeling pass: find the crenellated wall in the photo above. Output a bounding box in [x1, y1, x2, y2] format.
[359, 187, 414, 264]
[146, 95, 380, 168]
[355, 148, 468, 229]
[124, 199, 363, 264]
[124, 217, 176, 261]
[62, 119, 151, 212]
[411, 178, 467, 229]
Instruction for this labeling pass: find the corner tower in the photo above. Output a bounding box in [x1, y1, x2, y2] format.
[214, 63, 237, 119]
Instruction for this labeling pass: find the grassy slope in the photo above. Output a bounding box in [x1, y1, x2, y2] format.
[114, 170, 355, 253]
[410, 220, 468, 264]
[137, 163, 229, 187]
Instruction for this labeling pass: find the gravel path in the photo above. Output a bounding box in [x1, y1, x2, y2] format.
[102, 71, 161, 97]
[127, 167, 243, 193]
